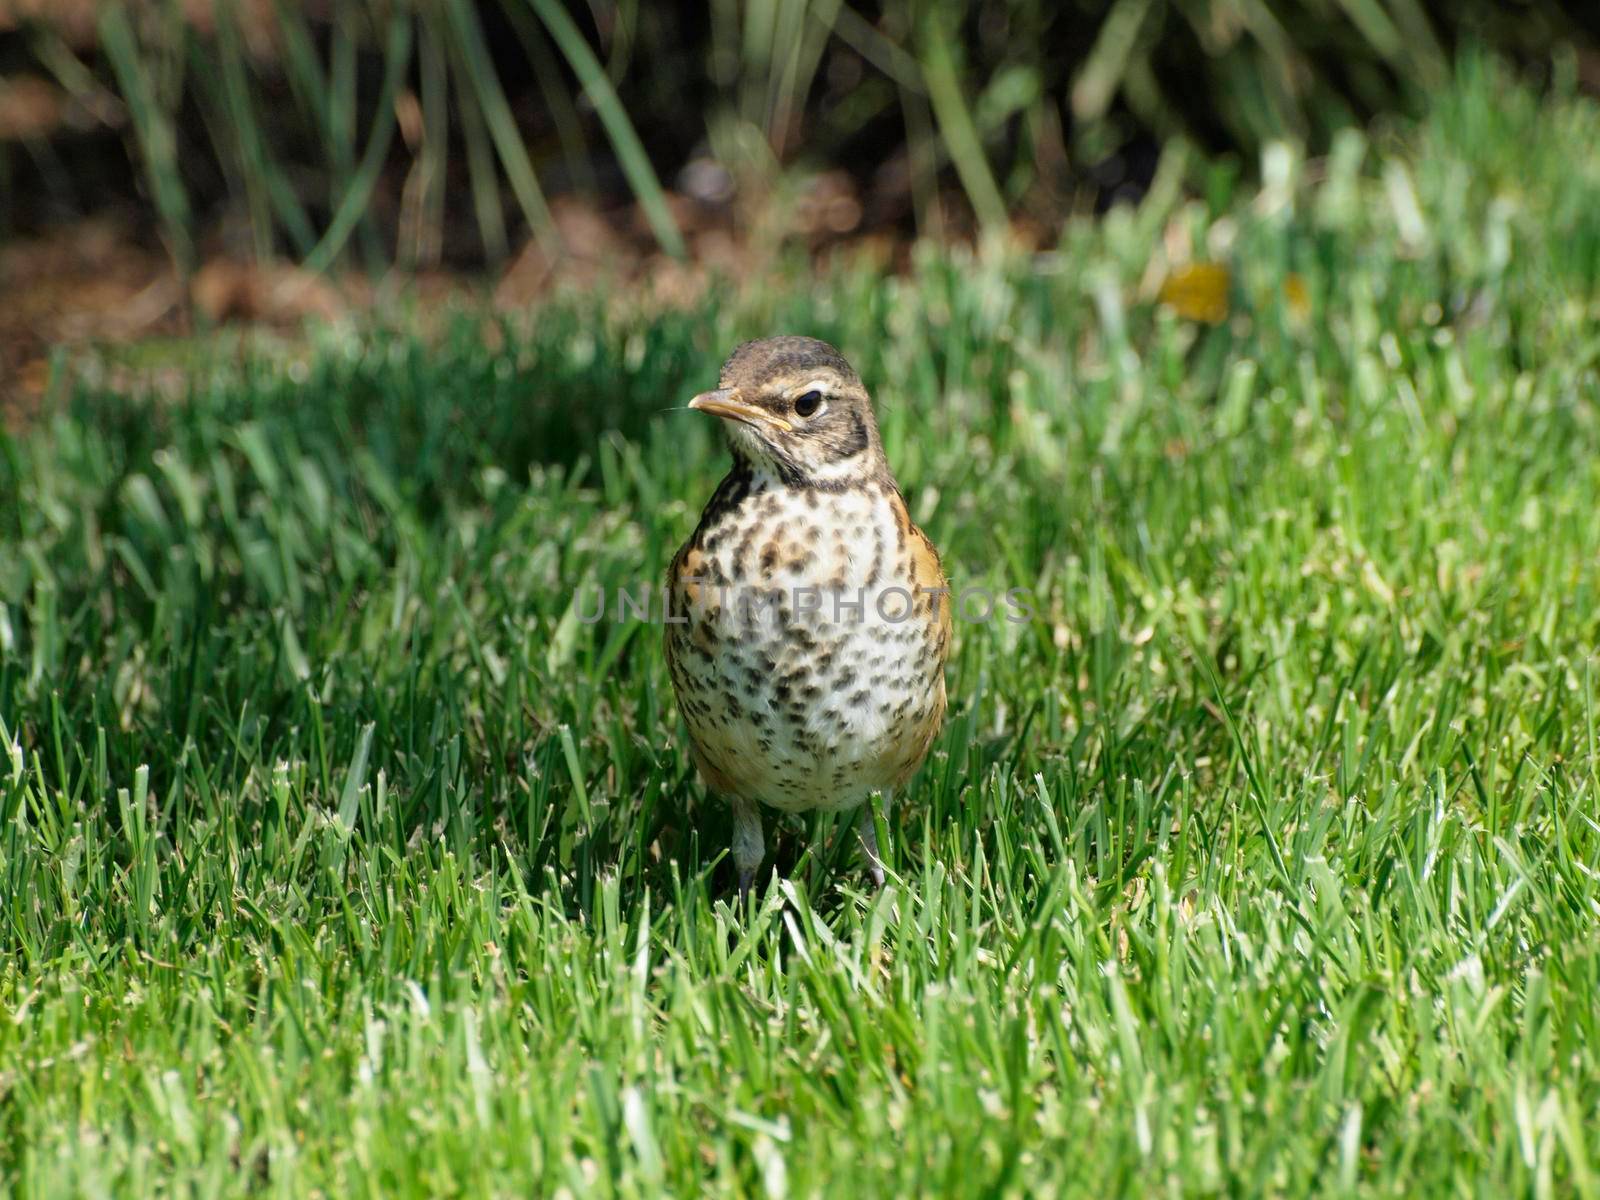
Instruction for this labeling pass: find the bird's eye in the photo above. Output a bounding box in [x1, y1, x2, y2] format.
[794, 390, 823, 417]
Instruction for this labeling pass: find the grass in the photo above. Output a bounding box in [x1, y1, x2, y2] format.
[25, 3, 1589, 273]
[3, 59, 1600, 1196]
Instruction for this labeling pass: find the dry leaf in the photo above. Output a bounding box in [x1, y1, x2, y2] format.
[1284, 272, 1311, 321]
[1158, 262, 1230, 324]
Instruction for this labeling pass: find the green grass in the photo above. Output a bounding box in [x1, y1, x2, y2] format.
[40, 0, 1584, 270]
[4, 60, 1600, 1196]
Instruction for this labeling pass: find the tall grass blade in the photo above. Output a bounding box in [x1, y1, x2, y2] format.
[96, 6, 195, 283]
[524, 0, 686, 258]
[446, 10, 509, 264]
[502, 1, 600, 197]
[444, 0, 555, 250]
[214, 0, 317, 259]
[303, 14, 412, 274]
[1070, 0, 1153, 123]
[917, 6, 1007, 231]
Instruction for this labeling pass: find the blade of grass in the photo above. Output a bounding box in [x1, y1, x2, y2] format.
[1070, 0, 1153, 123]
[419, 15, 449, 267]
[270, 0, 380, 265]
[770, 0, 841, 159]
[501, 0, 599, 197]
[28, 28, 126, 128]
[523, 0, 686, 258]
[443, 0, 555, 251]
[917, 5, 1007, 231]
[827, 3, 925, 92]
[897, 63, 941, 235]
[330, 0, 384, 269]
[398, 15, 449, 269]
[444, 11, 509, 264]
[271, 0, 331, 131]
[302, 13, 412, 275]
[213, 0, 318, 259]
[97, 5, 195, 285]
[212, 1, 274, 261]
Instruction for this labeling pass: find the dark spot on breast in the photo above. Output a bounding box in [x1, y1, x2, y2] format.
[736, 523, 760, 569]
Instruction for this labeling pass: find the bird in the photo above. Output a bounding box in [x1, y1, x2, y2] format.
[665, 336, 951, 898]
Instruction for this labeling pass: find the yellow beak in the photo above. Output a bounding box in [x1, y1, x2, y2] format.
[688, 388, 793, 433]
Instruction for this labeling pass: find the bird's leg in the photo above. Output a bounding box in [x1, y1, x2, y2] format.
[731, 797, 764, 903]
[859, 790, 890, 888]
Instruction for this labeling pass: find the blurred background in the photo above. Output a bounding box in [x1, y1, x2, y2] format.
[1, 0, 1597, 403]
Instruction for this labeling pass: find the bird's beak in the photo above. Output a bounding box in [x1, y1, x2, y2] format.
[688, 388, 793, 433]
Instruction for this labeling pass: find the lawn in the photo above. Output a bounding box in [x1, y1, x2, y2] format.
[3, 59, 1600, 1197]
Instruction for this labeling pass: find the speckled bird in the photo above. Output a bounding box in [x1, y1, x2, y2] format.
[666, 336, 950, 896]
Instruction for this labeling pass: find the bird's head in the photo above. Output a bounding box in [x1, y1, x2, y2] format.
[688, 336, 885, 486]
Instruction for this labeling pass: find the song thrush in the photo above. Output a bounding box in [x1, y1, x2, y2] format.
[666, 336, 951, 896]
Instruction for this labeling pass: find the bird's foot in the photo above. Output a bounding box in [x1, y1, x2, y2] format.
[732, 798, 764, 908]
[868, 862, 885, 889]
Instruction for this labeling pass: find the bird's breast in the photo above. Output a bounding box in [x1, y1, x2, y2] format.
[667, 478, 949, 812]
